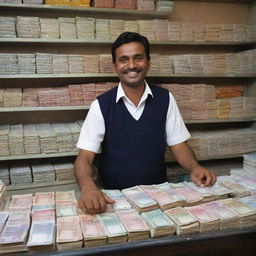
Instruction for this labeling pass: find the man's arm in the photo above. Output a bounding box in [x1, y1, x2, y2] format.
[74, 149, 114, 214]
[169, 142, 216, 186]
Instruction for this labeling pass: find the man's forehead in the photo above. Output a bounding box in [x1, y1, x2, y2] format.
[115, 42, 146, 55]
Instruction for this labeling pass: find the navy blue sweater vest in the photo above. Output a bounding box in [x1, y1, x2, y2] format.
[97, 85, 169, 190]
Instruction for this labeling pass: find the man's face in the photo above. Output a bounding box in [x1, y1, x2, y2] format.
[113, 42, 151, 88]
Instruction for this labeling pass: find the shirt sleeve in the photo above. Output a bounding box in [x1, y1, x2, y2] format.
[166, 92, 191, 146]
[76, 99, 105, 153]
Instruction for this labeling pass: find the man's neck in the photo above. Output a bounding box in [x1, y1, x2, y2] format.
[121, 83, 145, 107]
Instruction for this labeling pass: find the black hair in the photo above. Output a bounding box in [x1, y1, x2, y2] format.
[111, 31, 150, 63]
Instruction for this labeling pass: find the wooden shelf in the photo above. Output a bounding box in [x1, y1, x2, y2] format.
[0, 73, 254, 79]
[174, 0, 254, 3]
[0, 3, 170, 19]
[0, 106, 89, 112]
[0, 38, 255, 46]
[0, 152, 78, 161]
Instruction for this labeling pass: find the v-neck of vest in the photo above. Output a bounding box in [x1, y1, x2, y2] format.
[120, 97, 150, 122]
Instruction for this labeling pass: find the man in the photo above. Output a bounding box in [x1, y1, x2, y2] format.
[75, 32, 216, 214]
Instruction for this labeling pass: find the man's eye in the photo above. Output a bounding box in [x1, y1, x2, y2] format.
[119, 58, 127, 63]
[136, 56, 143, 61]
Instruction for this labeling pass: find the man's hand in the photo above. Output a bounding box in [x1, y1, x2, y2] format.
[78, 187, 115, 214]
[190, 166, 216, 187]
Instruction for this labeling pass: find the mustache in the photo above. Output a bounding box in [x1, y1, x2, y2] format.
[123, 68, 142, 74]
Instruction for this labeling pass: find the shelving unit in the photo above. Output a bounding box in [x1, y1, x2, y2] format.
[0, 0, 255, 192]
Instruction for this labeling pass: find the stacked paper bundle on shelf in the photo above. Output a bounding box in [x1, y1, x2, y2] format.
[99, 212, 127, 244]
[185, 205, 219, 232]
[18, 54, 36, 74]
[156, 0, 173, 12]
[75, 17, 95, 40]
[154, 19, 168, 41]
[140, 209, 175, 238]
[168, 22, 181, 41]
[188, 55, 203, 75]
[116, 209, 149, 241]
[0, 210, 31, 254]
[36, 53, 53, 74]
[45, 0, 90, 7]
[56, 216, 83, 251]
[155, 182, 186, 207]
[103, 190, 132, 211]
[55, 190, 77, 217]
[202, 200, 241, 230]
[220, 24, 234, 42]
[0, 17, 16, 38]
[53, 162, 75, 181]
[218, 176, 250, 197]
[0, 181, 7, 210]
[99, 54, 113, 73]
[67, 121, 81, 148]
[93, 0, 114, 8]
[138, 20, 156, 41]
[81, 83, 96, 105]
[40, 18, 60, 39]
[217, 99, 231, 119]
[193, 23, 207, 42]
[216, 85, 243, 98]
[16, 16, 40, 38]
[172, 55, 190, 74]
[69, 84, 84, 105]
[115, 0, 136, 9]
[184, 182, 216, 202]
[31, 162, 55, 183]
[149, 54, 160, 73]
[52, 54, 68, 74]
[55, 87, 70, 106]
[110, 20, 124, 40]
[68, 55, 84, 73]
[0, 211, 8, 234]
[0, 125, 9, 156]
[219, 198, 256, 228]
[0, 53, 18, 75]
[233, 24, 247, 42]
[36, 123, 57, 153]
[0, 166, 10, 186]
[9, 194, 32, 211]
[226, 54, 239, 76]
[214, 54, 227, 74]
[27, 208, 56, 254]
[23, 0, 44, 4]
[0, 89, 2, 107]
[137, 0, 155, 10]
[22, 88, 38, 107]
[3, 88, 22, 107]
[230, 97, 244, 119]
[79, 214, 107, 247]
[83, 55, 99, 73]
[247, 24, 256, 41]
[172, 187, 203, 206]
[0, 0, 21, 2]
[9, 163, 32, 185]
[245, 49, 256, 75]
[9, 124, 24, 156]
[38, 88, 56, 106]
[121, 186, 158, 213]
[32, 191, 55, 211]
[95, 19, 110, 40]
[205, 24, 221, 41]
[181, 23, 193, 41]
[244, 97, 256, 118]
[95, 82, 115, 96]
[159, 56, 173, 74]
[59, 17, 77, 39]
[124, 20, 139, 33]
[51, 123, 74, 152]
[56, 190, 77, 204]
[201, 54, 215, 75]
[239, 196, 256, 210]
[243, 153, 256, 175]
[23, 124, 40, 155]
[140, 185, 181, 211]
[164, 207, 200, 235]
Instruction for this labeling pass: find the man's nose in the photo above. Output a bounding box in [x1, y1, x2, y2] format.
[128, 59, 136, 69]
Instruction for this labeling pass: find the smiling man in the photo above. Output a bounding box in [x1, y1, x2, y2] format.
[75, 32, 216, 214]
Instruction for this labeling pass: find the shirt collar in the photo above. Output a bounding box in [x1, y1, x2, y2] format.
[116, 81, 153, 104]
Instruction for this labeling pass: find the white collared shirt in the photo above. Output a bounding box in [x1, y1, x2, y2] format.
[77, 81, 190, 153]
